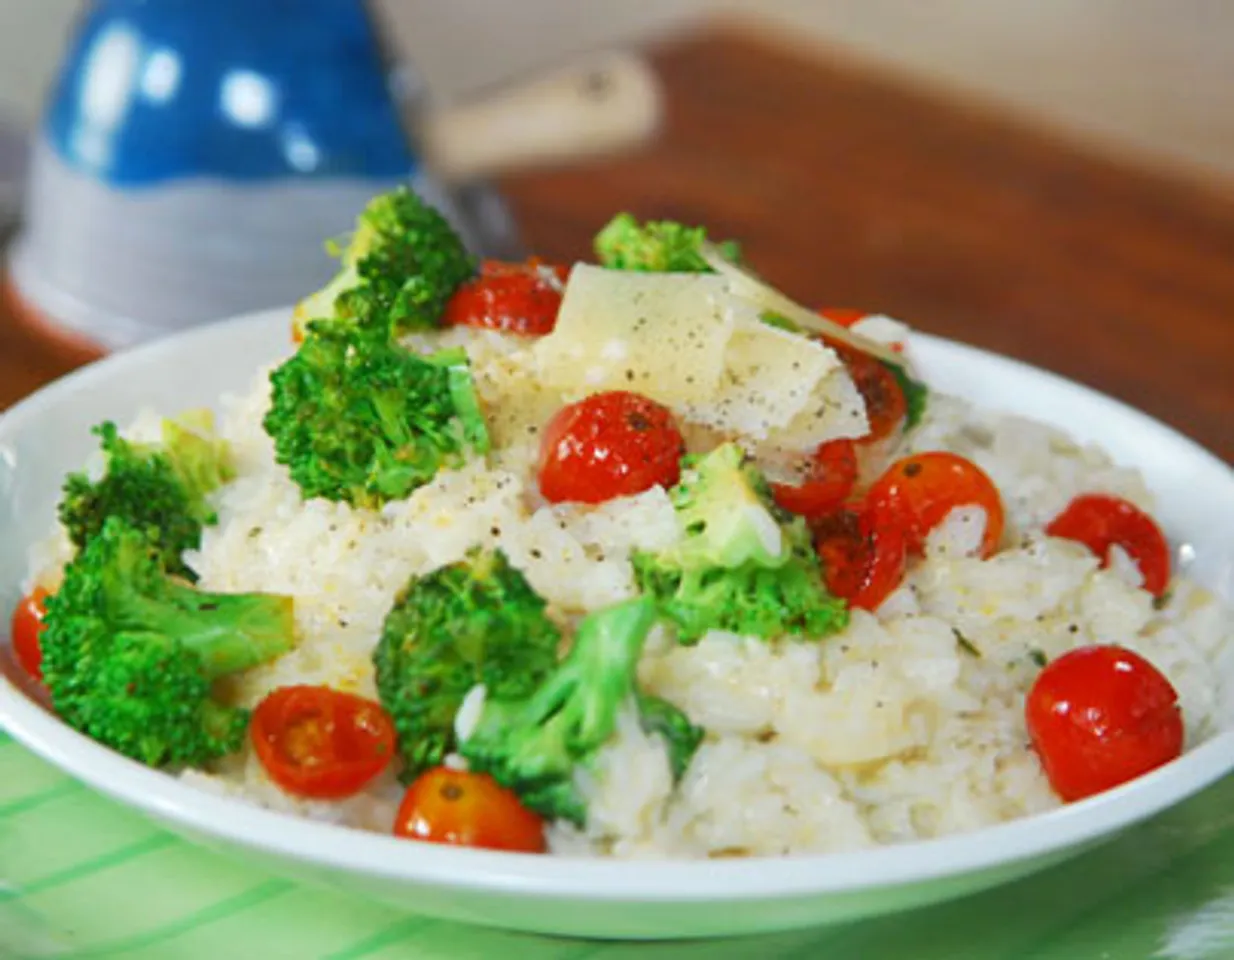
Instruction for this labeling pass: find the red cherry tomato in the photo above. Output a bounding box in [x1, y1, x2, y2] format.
[11, 587, 50, 682]
[818, 306, 905, 353]
[393, 766, 546, 853]
[443, 259, 569, 336]
[251, 685, 397, 800]
[1026, 645, 1183, 802]
[817, 307, 869, 328]
[818, 335, 907, 444]
[867, 452, 1005, 558]
[1046, 494, 1170, 597]
[538, 391, 684, 504]
[771, 439, 858, 517]
[813, 507, 908, 611]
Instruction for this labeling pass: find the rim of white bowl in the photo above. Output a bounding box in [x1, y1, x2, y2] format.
[1, 308, 1232, 904]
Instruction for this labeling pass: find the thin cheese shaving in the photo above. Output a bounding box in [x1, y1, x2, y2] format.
[699, 243, 906, 367]
[754, 366, 871, 480]
[532, 264, 736, 404]
[680, 316, 842, 435]
[469, 348, 563, 473]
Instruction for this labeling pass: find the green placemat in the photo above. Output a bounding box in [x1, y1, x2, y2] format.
[3, 731, 1234, 959]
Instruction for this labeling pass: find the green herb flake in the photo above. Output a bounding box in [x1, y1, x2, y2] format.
[1152, 590, 1173, 611]
[885, 361, 929, 429]
[953, 628, 982, 658]
[1029, 649, 1048, 668]
[760, 311, 800, 333]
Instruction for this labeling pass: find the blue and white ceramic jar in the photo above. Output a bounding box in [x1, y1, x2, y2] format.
[8, 0, 517, 349]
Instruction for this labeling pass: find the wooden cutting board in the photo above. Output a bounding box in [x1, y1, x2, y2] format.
[3, 24, 1231, 461]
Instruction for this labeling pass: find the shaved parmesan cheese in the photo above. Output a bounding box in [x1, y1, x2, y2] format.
[532, 265, 736, 404]
[850, 313, 910, 349]
[523, 263, 874, 481]
[469, 348, 563, 473]
[680, 317, 841, 435]
[755, 369, 871, 482]
[699, 243, 905, 366]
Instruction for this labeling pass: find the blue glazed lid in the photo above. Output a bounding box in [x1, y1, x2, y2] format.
[43, 0, 419, 187]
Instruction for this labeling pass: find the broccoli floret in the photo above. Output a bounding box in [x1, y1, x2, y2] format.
[594, 213, 741, 273]
[459, 597, 667, 825]
[58, 411, 234, 578]
[661, 442, 787, 569]
[40, 518, 296, 768]
[292, 187, 476, 340]
[633, 442, 849, 643]
[264, 320, 490, 508]
[373, 550, 562, 780]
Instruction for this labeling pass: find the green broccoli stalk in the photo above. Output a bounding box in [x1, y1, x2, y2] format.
[58, 411, 235, 578]
[373, 550, 562, 781]
[635, 691, 703, 781]
[460, 597, 688, 825]
[263, 321, 490, 508]
[292, 187, 476, 340]
[40, 518, 297, 768]
[594, 213, 741, 273]
[633, 442, 849, 644]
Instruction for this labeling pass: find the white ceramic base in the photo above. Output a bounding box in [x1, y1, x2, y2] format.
[9, 142, 522, 350]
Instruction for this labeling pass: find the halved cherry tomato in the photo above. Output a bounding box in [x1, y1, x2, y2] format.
[1046, 494, 1170, 597]
[866, 452, 1005, 558]
[251, 685, 396, 800]
[538, 391, 684, 504]
[11, 587, 50, 682]
[771, 438, 858, 517]
[1026, 645, 1183, 802]
[393, 766, 546, 853]
[818, 335, 907, 443]
[442, 259, 569, 336]
[813, 507, 908, 611]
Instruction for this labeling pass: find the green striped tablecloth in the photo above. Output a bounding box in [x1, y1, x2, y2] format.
[4, 732, 1234, 960]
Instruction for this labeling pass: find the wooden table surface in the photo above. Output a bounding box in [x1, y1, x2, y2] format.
[2, 25, 1231, 461]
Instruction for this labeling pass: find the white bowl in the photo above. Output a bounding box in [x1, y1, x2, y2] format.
[1, 308, 1231, 940]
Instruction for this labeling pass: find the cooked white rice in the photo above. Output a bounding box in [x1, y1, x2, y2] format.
[30, 324, 1233, 859]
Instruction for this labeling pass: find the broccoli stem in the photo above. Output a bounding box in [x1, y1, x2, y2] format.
[434, 350, 491, 454]
[534, 596, 656, 744]
[460, 597, 659, 823]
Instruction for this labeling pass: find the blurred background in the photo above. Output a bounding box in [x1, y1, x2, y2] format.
[0, 0, 1230, 407]
[2, 0, 1233, 186]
